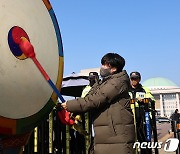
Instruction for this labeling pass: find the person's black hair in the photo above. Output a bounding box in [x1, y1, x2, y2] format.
[89, 72, 98, 77]
[101, 53, 125, 73]
[130, 71, 141, 80]
[175, 109, 178, 113]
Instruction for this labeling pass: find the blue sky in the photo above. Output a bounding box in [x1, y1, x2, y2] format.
[50, 0, 180, 86]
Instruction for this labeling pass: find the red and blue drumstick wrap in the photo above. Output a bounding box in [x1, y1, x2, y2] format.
[19, 38, 65, 103]
[19, 38, 75, 125]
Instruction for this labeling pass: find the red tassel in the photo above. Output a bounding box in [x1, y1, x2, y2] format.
[58, 109, 75, 125]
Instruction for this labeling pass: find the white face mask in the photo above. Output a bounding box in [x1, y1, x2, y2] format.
[100, 67, 111, 78]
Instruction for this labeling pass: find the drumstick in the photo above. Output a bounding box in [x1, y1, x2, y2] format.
[19, 37, 65, 103]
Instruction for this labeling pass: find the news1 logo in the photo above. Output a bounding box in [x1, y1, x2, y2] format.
[164, 138, 179, 152]
[133, 138, 179, 152]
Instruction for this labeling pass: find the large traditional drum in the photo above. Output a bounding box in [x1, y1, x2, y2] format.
[0, 0, 63, 136]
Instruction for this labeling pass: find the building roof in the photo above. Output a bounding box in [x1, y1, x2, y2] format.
[80, 68, 100, 76]
[143, 77, 177, 87]
[142, 77, 180, 94]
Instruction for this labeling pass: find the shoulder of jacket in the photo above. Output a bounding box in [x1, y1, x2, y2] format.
[142, 86, 151, 92]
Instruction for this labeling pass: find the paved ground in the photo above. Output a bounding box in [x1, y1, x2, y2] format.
[156, 122, 171, 139]
[156, 122, 176, 154]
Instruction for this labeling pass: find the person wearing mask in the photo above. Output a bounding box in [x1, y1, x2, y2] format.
[129, 72, 155, 154]
[81, 72, 99, 154]
[170, 109, 180, 132]
[171, 109, 180, 122]
[61, 53, 135, 154]
[81, 72, 99, 98]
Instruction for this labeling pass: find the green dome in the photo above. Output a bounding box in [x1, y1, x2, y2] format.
[142, 77, 177, 87]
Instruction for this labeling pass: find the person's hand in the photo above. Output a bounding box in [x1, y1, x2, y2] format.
[61, 101, 68, 110]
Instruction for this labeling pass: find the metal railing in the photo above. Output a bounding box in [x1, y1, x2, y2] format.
[23, 109, 88, 154]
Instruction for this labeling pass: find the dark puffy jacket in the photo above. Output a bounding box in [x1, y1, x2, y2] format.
[66, 70, 135, 154]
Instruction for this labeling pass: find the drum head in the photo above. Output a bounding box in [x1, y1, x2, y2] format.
[0, 0, 63, 135]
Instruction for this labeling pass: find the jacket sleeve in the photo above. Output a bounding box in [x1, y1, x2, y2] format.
[66, 79, 129, 113]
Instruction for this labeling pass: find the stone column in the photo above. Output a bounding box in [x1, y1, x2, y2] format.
[176, 93, 180, 110]
[160, 94, 164, 117]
